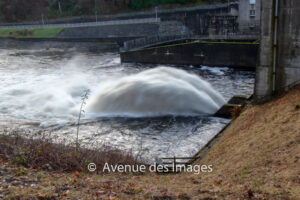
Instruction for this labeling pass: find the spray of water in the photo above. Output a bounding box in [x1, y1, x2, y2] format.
[86, 67, 226, 117]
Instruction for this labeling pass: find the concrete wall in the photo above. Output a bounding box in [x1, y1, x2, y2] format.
[121, 41, 259, 68]
[57, 23, 160, 39]
[255, 0, 300, 99]
[56, 21, 189, 41]
[238, 0, 261, 33]
[275, 0, 300, 90]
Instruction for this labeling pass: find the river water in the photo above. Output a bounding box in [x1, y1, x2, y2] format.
[0, 47, 255, 162]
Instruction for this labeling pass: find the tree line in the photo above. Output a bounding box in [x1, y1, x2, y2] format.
[0, 0, 228, 22]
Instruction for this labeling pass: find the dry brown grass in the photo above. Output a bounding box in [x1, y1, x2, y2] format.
[197, 84, 300, 199]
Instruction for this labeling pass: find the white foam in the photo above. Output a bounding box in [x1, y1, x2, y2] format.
[201, 66, 229, 75]
[86, 67, 226, 117]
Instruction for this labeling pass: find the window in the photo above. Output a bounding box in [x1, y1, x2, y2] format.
[249, 18, 256, 28]
[250, 10, 256, 16]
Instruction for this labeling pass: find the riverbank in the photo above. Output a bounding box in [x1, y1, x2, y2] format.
[1, 85, 299, 199]
[0, 28, 64, 39]
[0, 38, 119, 52]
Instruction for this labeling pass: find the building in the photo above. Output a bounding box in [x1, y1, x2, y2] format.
[207, 4, 239, 36]
[238, 0, 261, 34]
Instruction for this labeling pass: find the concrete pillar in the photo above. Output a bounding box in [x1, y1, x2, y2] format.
[255, 0, 300, 99]
[275, 0, 300, 91]
[254, 0, 274, 99]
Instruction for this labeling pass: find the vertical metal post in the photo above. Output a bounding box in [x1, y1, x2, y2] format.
[58, 1, 62, 14]
[228, 0, 229, 13]
[41, 14, 44, 25]
[95, 0, 98, 23]
[173, 156, 176, 172]
[272, 0, 279, 92]
[155, 6, 158, 22]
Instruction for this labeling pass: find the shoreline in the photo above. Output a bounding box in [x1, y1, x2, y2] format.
[0, 38, 120, 52]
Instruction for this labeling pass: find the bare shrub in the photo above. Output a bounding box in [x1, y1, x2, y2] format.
[0, 130, 141, 173]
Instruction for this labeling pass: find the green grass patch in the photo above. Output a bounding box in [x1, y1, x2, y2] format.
[296, 102, 300, 110]
[0, 27, 64, 38]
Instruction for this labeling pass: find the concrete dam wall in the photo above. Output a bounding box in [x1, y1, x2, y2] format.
[121, 41, 259, 68]
[55, 21, 188, 43]
[57, 23, 160, 39]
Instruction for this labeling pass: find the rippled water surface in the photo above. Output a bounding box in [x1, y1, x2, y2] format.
[0, 47, 255, 161]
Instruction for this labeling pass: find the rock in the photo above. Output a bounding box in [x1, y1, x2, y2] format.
[214, 104, 241, 119]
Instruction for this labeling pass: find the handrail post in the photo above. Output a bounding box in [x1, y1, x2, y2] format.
[173, 156, 176, 173]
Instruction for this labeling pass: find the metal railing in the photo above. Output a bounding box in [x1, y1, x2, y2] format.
[0, 17, 160, 29]
[0, 2, 236, 27]
[121, 33, 260, 51]
[160, 156, 200, 166]
[122, 34, 191, 51]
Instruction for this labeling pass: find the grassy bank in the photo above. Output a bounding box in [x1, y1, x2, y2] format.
[0, 27, 64, 38]
[196, 85, 300, 199]
[0, 85, 299, 199]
